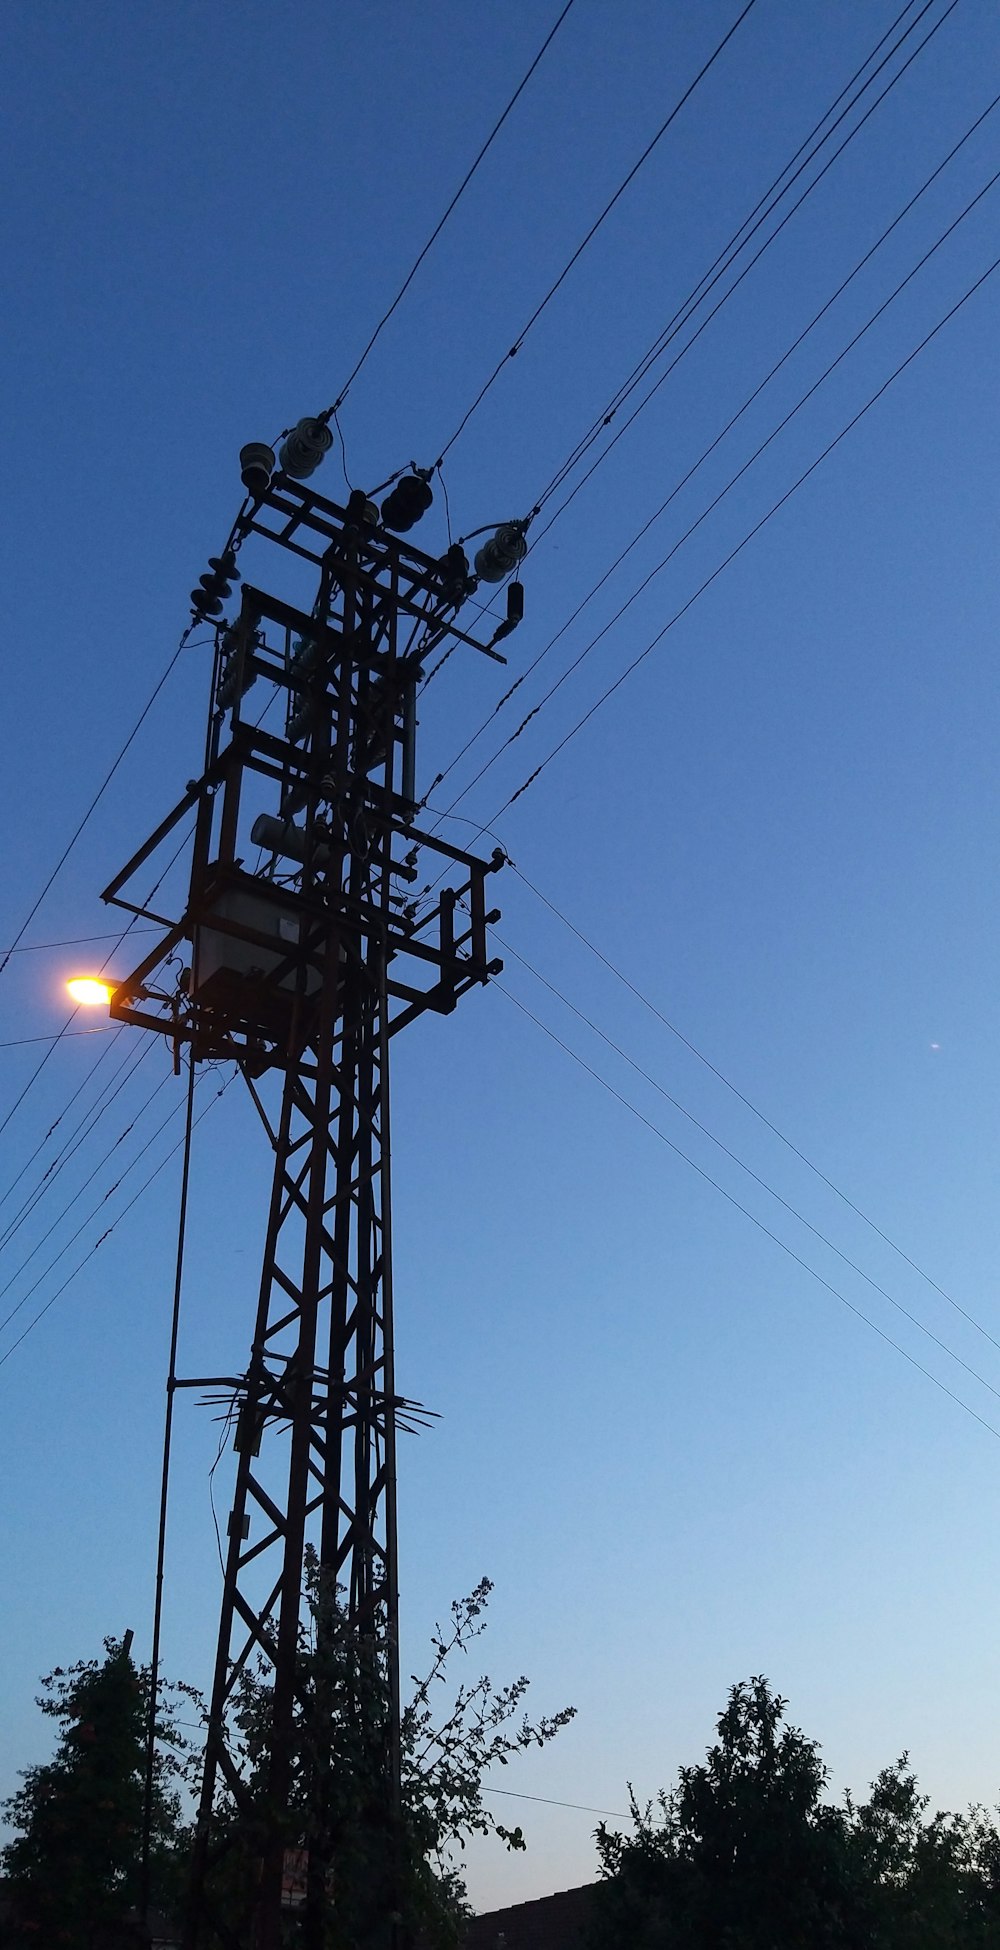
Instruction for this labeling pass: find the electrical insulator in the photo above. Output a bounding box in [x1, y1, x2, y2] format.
[344, 489, 379, 534]
[239, 442, 276, 497]
[290, 635, 320, 679]
[287, 699, 315, 744]
[488, 578, 525, 649]
[278, 417, 333, 480]
[474, 524, 527, 583]
[438, 544, 472, 607]
[218, 644, 258, 710]
[191, 549, 240, 618]
[381, 472, 433, 533]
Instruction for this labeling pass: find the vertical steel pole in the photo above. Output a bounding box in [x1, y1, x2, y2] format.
[141, 1051, 197, 1927]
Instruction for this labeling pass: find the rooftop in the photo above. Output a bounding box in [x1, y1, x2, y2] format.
[463, 1884, 596, 1950]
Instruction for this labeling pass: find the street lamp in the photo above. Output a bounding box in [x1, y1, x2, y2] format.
[66, 977, 115, 1006]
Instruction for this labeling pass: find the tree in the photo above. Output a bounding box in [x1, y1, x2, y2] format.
[848, 1758, 1000, 1949]
[590, 1679, 1000, 1950]
[593, 1677, 859, 1949]
[199, 1559, 576, 1948]
[400, 1576, 576, 1939]
[2, 1636, 191, 1948]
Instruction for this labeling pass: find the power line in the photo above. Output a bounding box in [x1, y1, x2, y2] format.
[415, 218, 1000, 917]
[498, 246, 1000, 815]
[510, 863, 999, 1356]
[0, 1066, 181, 1341]
[435, 0, 761, 464]
[0, 672, 273, 1349]
[0, 799, 195, 1169]
[0, 632, 192, 983]
[0, 660, 261, 1270]
[324, 0, 580, 418]
[425, 0, 968, 806]
[481, 1785, 634, 1821]
[0, 1038, 156, 1256]
[0, 676, 197, 1151]
[0, 1026, 127, 1217]
[497, 984, 1000, 1447]
[527, 0, 954, 523]
[496, 927, 1000, 1394]
[0, 927, 159, 957]
[0, 1026, 114, 1052]
[532, 74, 998, 626]
[0, 1074, 231, 1372]
[450, 158, 1000, 815]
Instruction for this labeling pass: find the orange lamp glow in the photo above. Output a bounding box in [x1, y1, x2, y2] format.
[67, 977, 115, 1006]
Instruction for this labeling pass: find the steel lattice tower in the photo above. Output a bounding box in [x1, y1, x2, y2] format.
[104, 465, 512, 1948]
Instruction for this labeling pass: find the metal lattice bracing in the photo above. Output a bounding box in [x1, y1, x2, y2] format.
[103, 481, 506, 1948]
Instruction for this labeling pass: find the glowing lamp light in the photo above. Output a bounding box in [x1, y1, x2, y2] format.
[67, 977, 115, 1006]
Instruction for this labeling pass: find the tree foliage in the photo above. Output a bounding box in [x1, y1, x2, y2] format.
[195, 1559, 575, 1948]
[1, 1636, 191, 1948]
[591, 1677, 1000, 1950]
[2, 1579, 571, 1949]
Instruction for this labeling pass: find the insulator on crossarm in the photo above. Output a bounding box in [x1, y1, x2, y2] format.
[191, 549, 240, 618]
[474, 524, 527, 582]
[344, 490, 379, 535]
[381, 471, 433, 533]
[218, 624, 258, 708]
[437, 544, 472, 607]
[239, 442, 276, 496]
[278, 417, 333, 480]
[490, 578, 524, 648]
[290, 635, 320, 680]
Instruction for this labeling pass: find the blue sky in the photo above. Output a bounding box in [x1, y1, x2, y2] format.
[2, 0, 1000, 1913]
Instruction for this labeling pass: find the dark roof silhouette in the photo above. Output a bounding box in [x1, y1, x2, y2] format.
[463, 1883, 596, 1949]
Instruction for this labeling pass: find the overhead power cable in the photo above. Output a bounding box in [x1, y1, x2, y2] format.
[0, 631, 192, 984]
[434, 0, 761, 464]
[0, 927, 159, 958]
[426, 0, 967, 805]
[496, 246, 1000, 816]
[0, 672, 275, 1306]
[510, 863, 1000, 1358]
[532, 80, 998, 644]
[0, 917, 135, 1141]
[323, 0, 580, 419]
[416, 189, 999, 912]
[0, 1026, 127, 1216]
[0, 653, 262, 1253]
[0, 1038, 157, 1257]
[446, 158, 1000, 816]
[0, 640, 199, 1147]
[0, 1013, 84, 1134]
[481, 1786, 634, 1821]
[0, 1064, 176, 1339]
[0, 1074, 231, 1373]
[527, 0, 955, 523]
[498, 984, 1000, 1446]
[0, 1026, 114, 1052]
[496, 928, 1000, 1393]
[0, 787, 196, 1169]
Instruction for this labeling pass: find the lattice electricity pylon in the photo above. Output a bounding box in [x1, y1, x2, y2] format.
[102, 473, 512, 1948]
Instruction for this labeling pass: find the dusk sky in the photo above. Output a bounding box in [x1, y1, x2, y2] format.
[2, 0, 1000, 1913]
